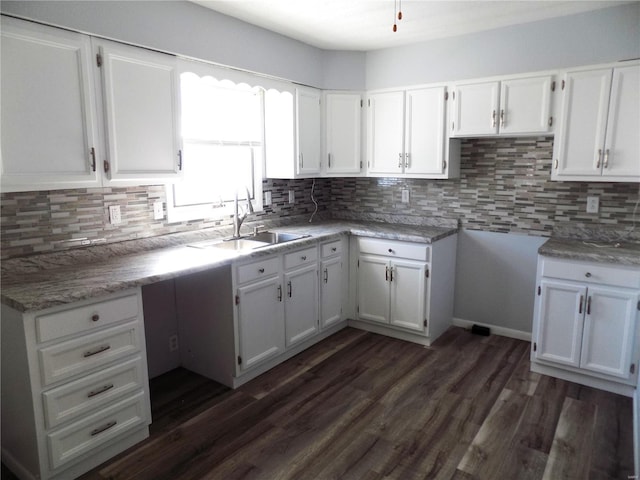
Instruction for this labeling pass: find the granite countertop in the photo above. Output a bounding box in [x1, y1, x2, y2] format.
[539, 237, 640, 266]
[1, 220, 457, 313]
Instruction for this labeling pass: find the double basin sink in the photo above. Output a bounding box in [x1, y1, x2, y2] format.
[189, 231, 310, 252]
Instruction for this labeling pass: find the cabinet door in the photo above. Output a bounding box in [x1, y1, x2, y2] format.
[296, 88, 321, 175]
[236, 276, 284, 371]
[325, 92, 362, 174]
[284, 264, 319, 347]
[534, 280, 586, 368]
[553, 68, 612, 179]
[357, 255, 390, 324]
[389, 260, 427, 332]
[405, 87, 446, 175]
[1, 17, 101, 191]
[264, 88, 296, 178]
[451, 81, 499, 136]
[580, 286, 638, 379]
[320, 257, 343, 329]
[96, 39, 182, 183]
[499, 76, 552, 135]
[602, 65, 640, 179]
[367, 92, 404, 174]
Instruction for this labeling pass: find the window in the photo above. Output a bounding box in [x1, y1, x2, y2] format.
[167, 63, 264, 223]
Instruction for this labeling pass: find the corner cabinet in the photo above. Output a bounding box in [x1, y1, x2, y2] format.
[1, 17, 183, 192]
[323, 92, 363, 176]
[366, 86, 459, 179]
[265, 86, 321, 178]
[450, 75, 554, 137]
[531, 256, 640, 396]
[552, 63, 640, 182]
[1, 289, 151, 480]
[353, 234, 457, 346]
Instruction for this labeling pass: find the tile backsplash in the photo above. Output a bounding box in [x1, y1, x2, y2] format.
[1, 137, 638, 259]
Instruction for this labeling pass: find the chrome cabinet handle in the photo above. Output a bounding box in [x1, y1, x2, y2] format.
[385, 266, 389, 281]
[91, 314, 100, 322]
[287, 281, 292, 298]
[299, 153, 304, 168]
[398, 153, 403, 168]
[328, 153, 332, 168]
[596, 149, 602, 169]
[323, 268, 328, 284]
[331, 247, 337, 252]
[301, 256, 307, 261]
[585, 272, 591, 278]
[587, 296, 592, 315]
[603, 149, 609, 168]
[258, 268, 265, 274]
[579, 295, 584, 314]
[277, 285, 282, 302]
[83, 345, 110, 358]
[87, 384, 114, 398]
[500, 109, 505, 127]
[90, 420, 117, 437]
[492, 110, 497, 127]
[404, 153, 410, 168]
[390, 267, 394, 282]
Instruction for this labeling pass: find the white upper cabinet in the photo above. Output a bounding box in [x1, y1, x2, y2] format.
[1, 17, 101, 192]
[323, 92, 362, 175]
[367, 86, 457, 178]
[553, 64, 639, 182]
[265, 86, 321, 178]
[94, 39, 183, 184]
[450, 75, 553, 137]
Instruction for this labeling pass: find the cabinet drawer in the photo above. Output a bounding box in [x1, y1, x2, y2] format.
[42, 356, 146, 429]
[541, 257, 640, 289]
[357, 237, 430, 261]
[39, 321, 142, 387]
[237, 256, 279, 284]
[47, 391, 148, 470]
[321, 240, 342, 258]
[284, 246, 318, 270]
[36, 293, 139, 344]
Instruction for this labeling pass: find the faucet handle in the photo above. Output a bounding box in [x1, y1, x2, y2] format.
[253, 225, 265, 236]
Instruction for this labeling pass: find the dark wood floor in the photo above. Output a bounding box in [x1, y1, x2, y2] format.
[3, 327, 634, 479]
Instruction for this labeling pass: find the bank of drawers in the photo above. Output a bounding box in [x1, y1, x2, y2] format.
[34, 290, 149, 472]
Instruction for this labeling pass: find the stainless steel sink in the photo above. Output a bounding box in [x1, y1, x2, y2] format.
[187, 231, 308, 251]
[251, 231, 309, 244]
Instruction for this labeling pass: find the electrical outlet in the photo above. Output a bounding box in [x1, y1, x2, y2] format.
[401, 189, 410, 203]
[288, 190, 295, 204]
[264, 191, 272, 206]
[108, 205, 121, 225]
[586, 196, 599, 213]
[169, 334, 179, 352]
[153, 201, 164, 220]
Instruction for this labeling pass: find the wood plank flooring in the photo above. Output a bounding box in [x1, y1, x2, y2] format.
[3, 327, 634, 480]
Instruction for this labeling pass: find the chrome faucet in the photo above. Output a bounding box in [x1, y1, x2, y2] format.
[232, 187, 254, 238]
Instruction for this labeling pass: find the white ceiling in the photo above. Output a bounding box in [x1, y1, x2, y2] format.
[192, 0, 631, 51]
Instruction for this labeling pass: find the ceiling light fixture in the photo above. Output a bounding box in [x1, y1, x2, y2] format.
[393, 0, 403, 32]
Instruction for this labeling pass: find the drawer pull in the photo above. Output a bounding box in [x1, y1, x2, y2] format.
[83, 344, 111, 358]
[585, 272, 591, 278]
[258, 268, 265, 274]
[87, 383, 114, 398]
[90, 420, 117, 437]
[301, 256, 307, 261]
[91, 314, 100, 322]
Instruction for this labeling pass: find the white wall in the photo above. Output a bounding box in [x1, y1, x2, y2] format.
[0, 0, 366, 90]
[366, 3, 640, 89]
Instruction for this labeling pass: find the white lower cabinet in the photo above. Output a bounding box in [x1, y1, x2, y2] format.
[283, 249, 319, 347]
[354, 235, 457, 346]
[531, 256, 640, 395]
[1, 289, 151, 480]
[320, 239, 347, 329]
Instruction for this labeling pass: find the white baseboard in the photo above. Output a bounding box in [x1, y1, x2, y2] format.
[452, 317, 531, 342]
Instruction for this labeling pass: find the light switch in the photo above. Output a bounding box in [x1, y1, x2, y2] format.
[586, 196, 599, 213]
[401, 189, 410, 203]
[264, 191, 272, 206]
[109, 205, 122, 225]
[153, 201, 164, 220]
[288, 190, 295, 204]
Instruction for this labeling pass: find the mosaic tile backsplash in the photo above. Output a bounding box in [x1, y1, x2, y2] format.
[1, 137, 638, 259]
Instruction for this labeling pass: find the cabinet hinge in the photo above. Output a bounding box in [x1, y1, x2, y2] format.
[442, 160, 447, 170]
[235, 294, 240, 305]
[533, 342, 537, 352]
[445, 91, 449, 101]
[357, 259, 360, 268]
[96, 53, 103, 67]
[360, 161, 363, 169]
[425, 268, 429, 278]
[537, 286, 541, 296]
[90, 148, 96, 172]
[631, 363, 636, 374]
[103, 160, 110, 173]
[237, 356, 242, 365]
[548, 117, 553, 127]
[452, 91, 455, 101]
[367, 161, 371, 168]
[368, 99, 371, 107]
[360, 99, 363, 108]
[561, 79, 565, 90]
[178, 150, 183, 171]
[451, 122, 454, 132]
[551, 81, 556, 92]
